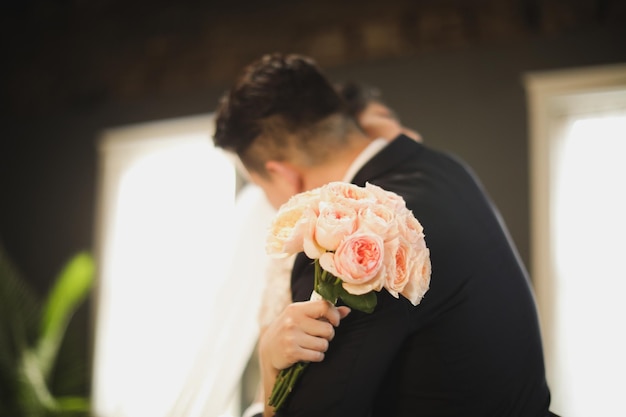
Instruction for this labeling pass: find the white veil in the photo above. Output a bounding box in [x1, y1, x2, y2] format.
[166, 184, 276, 417]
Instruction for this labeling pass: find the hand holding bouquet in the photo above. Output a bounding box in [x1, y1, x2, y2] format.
[265, 181, 431, 411]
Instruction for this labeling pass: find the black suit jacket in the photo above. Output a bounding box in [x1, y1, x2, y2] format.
[281, 136, 551, 416]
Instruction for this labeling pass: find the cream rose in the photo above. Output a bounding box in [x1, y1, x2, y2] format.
[400, 246, 431, 305]
[365, 182, 406, 212]
[284, 187, 322, 208]
[357, 202, 398, 240]
[320, 182, 377, 205]
[314, 201, 358, 252]
[267, 204, 317, 257]
[400, 209, 425, 244]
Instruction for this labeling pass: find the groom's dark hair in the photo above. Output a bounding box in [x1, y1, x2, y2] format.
[213, 53, 357, 176]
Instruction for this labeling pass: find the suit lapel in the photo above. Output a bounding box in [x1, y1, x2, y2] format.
[351, 134, 423, 187]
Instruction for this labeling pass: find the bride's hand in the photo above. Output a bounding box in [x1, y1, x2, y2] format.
[259, 300, 351, 371]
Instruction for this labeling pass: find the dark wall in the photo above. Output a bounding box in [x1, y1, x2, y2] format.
[0, 0, 625, 395]
[2, 0, 625, 294]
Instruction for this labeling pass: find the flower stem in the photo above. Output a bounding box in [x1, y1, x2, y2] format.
[268, 362, 309, 412]
[314, 259, 321, 287]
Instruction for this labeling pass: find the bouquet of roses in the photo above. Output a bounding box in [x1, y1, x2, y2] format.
[265, 181, 431, 411]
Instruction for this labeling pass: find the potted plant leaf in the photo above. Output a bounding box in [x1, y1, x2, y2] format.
[0, 245, 94, 417]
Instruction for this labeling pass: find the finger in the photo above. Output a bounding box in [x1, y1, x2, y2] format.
[300, 317, 336, 340]
[312, 301, 344, 326]
[299, 333, 330, 354]
[294, 346, 326, 363]
[337, 306, 351, 320]
[306, 301, 350, 327]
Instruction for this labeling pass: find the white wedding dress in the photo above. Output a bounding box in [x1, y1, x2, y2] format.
[167, 183, 292, 417]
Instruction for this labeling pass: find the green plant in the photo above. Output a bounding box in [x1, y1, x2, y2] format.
[0, 246, 95, 417]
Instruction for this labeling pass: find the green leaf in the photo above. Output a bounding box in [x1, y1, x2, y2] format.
[37, 252, 95, 380]
[338, 287, 377, 313]
[316, 279, 340, 304]
[0, 247, 94, 416]
[55, 396, 90, 413]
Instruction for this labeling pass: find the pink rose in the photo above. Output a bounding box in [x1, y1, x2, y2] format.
[384, 236, 412, 298]
[320, 232, 385, 295]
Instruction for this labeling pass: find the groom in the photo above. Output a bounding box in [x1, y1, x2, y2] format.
[213, 53, 554, 417]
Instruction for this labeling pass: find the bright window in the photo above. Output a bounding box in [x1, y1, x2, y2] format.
[526, 65, 626, 417]
[554, 114, 626, 416]
[92, 115, 238, 417]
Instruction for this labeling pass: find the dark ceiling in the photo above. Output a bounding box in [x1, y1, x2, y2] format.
[2, 0, 624, 118]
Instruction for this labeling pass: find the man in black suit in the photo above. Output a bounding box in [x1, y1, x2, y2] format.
[213, 53, 553, 417]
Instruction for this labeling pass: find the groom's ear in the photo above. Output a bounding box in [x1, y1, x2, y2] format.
[265, 160, 304, 194]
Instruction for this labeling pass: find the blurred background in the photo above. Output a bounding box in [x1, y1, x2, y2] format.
[1, 0, 625, 416]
